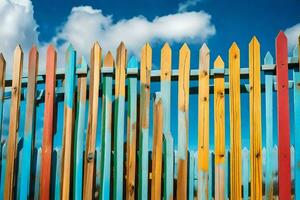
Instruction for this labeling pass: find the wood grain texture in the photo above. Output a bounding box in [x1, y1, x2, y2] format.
[151, 92, 163, 200]
[126, 56, 138, 200]
[198, 43, 210, 200]
[83, 42, 101, 199]
[20, 45, 39, 200]
[61, 45, 76, 200]
[113, 42, 127, 200]
[229, 42, 242, 200]
[249, 37, 262, 200]
[177, 43, 190, 200]
[40, 45, 57, 200]
[276, 31, 291, 199]
[214, 56, 225, 200]
[264, 51, 275, 200]
[99, 51, 114, 199]
[73, 57, 87, 200]
[4, 45, 23, 200]
[160, 43, 174, 200]
[138, 43, 152, 200]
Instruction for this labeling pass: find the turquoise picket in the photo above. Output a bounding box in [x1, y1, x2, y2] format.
[34, 148, 42, 200]
[54, 148, 62, 200]
[0, 143, 7, 199]
[188, 151, 195, 200]
[264, 51, 274, 199]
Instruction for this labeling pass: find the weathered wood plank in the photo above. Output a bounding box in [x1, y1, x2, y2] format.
[151, 92, 163, 200]
[83, 42, 101, 199]
[4, 45, 23, 200]
[160, 43, 174, 200]
[214, 56, 225, 200]
[138, 43, 152, 200]
[61, 45, 76, 200]
[177, 43, 190, 200]
[188, 151, 195, 200]
[276, 31, 291, 199]
[40, 45, 57, 199]
[73, 57, 87, 200]
[264, 51, 275, 200]
[249, 37, 262, 200]
[113, 42, 127, 200]
[20, 45, 39, 199]
[100, 51, 114, 199]
[294, 35, 300, 200]
[126, 56, 138, 200]
[198, 43, 210, 200]
[229, 42, 242, 200]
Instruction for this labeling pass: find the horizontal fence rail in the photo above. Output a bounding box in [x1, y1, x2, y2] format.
[0, 31, 299, 199]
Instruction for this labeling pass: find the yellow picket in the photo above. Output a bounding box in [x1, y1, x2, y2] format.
[249, 37, 262, 200]
[229, 42, 242, 200]
[214, 56, 225, 200]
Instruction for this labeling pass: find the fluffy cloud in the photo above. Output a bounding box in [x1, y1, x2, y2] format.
[0, 1, 216, 73]
[0, 0, 38, 75]
[285, 23, 300, 52]
[178, 0, 202, 12]
[53, 6, 216, 61]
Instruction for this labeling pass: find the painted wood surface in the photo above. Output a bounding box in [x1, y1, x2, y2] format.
[4, 45, 23, 200]
[188, 151, 195, 200]
[40, 45, 57, 200]
[198, 43, 210, 200]
[99, 51, 114, 199]
[264, 51, 275, 199]
[276, 31, 291, 199]
[229, 42, 242, 200]
[151, 92, 163, 200]
[73, 57, 87, 200]
[83, 42, 101, 199]
[249, 37, 262, 200]
[61, 45, 76, 200]
[138, 43, 152, 200]
[294, 36, 300, 200]
[34, 148, 42, 200]
[113, 42, 127, 200]
[177, 43, 190, 200]
[214, 55, 225, 200]
[54, 148, 62, 200]
[126, 56, 138, 200]
[19, 45, 39, 200]
[160, 43, 174, 200]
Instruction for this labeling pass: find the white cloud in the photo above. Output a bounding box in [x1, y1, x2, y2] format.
[53, 6, 216, 61]
[0, 0, 38, 75]
[285, 23, 300, 52]
[0, 2, 216, 73]
[178, 0, 202, 12]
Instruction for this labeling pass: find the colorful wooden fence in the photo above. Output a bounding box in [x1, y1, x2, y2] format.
[0, 32, 299, 199]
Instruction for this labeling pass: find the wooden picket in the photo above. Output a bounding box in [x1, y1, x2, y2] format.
[229, 42, 242, 200]
[83, 42, 101, 199]
[214, 55, 225, 200]
[276, 31, 291, 199]
[0, 32, 298, 199]
[4, 45, 23, 200]
[40, 45, 56, 200]
[177, 43, 190, 200]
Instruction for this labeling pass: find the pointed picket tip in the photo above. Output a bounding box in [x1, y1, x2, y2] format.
[242, 147, 248, 152]
[249, 36, 260, 48]
[214, 55, 224, 68]
[180, 43, 190, 53]
[142, 42, 152, 52]
[47, 44, 56, 53]
[276, 31, 287, 43]
[154, 92, 162, 104]
[103, 51, 114, 67]
[67, 44, 75, 52]
[15, 44, 23, 54]
[264, 51, 274, 64]
[128, 56, 138, 68]
[118, 41, 126, 50]
[229, 42, 239, 52]
[200, 43, 209, 53]
[162, 42, 171, 51]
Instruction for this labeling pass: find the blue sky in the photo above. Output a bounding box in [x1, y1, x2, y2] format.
[0, 0, 300, 150]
